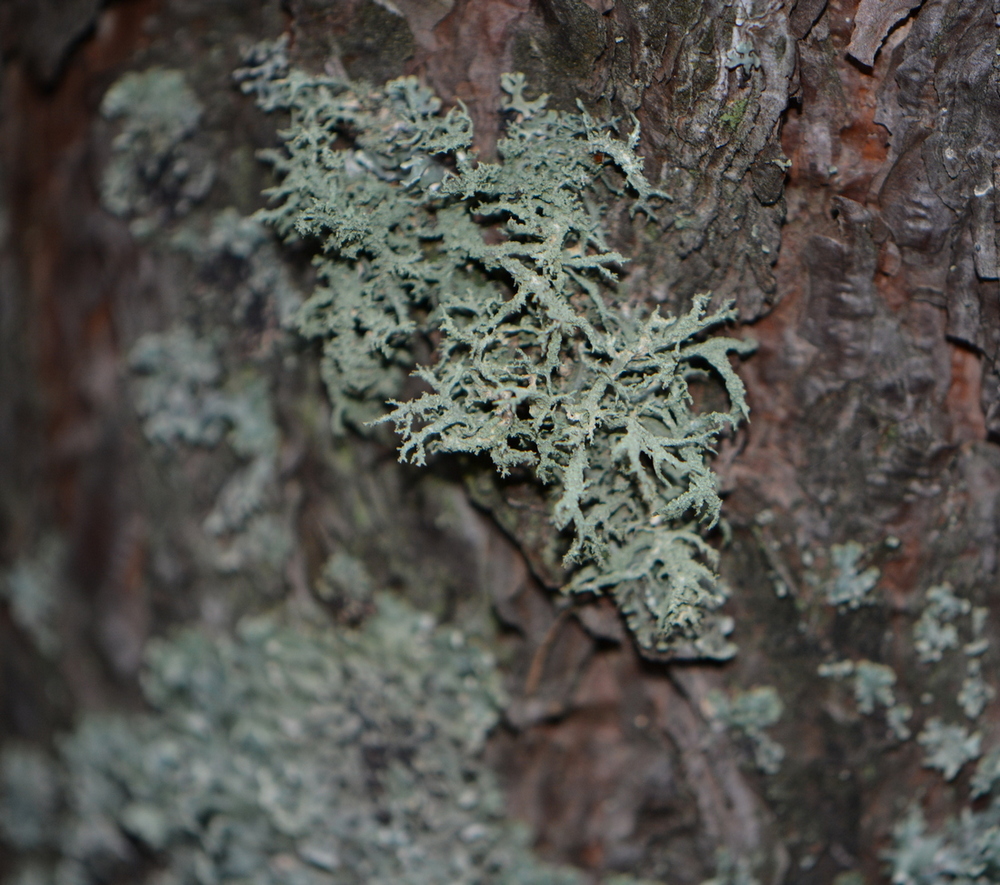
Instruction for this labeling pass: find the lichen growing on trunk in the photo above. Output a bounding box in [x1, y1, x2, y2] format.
[237, 47, 753, 657]
[1, 596, 654, 885]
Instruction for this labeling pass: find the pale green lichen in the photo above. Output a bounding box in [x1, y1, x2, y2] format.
[917, 718, 981, 782]
[818, 658, 911, 739]
[707, 686, 784, 775]
[132, 204, 303, 558]
[971, 745, 1000, 799]
[128, 327, 291, 572]
[100, 68, 215, 232]
[129, 330, 277, 452]
[171, 208, 303, 328]
[824, 541, 879, 610]
[889, 732, 1000, 882]
[913, 583, 970, 664]
[128, 326, 227, 447]
[887, 803, 1000, 885]
[129, 329, 280, 473]
[1, 596, 605, 885]
[239, 45, 754, 654]
[200, 375, 280, 537]
[958, 606, 994, 719]
[910, 585, 994, 721]
[887, 704, 914, 742]
[853, 661, 896, 714]
[315, 551, 376, 621]
[958, 659, 994, 720]
[232, 34, 290, 112]
[724, 40, 761, 77]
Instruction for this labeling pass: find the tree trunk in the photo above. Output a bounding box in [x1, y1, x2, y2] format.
[2, 1, 999, 883]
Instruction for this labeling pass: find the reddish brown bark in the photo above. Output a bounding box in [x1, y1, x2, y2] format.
[2, 1, 999, 883]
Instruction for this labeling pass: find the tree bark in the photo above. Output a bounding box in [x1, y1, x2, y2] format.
[2, 1, 999, 883]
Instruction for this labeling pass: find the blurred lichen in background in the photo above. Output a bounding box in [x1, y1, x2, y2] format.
[0, 595, 658, 885]
[99, 67, 216, 236]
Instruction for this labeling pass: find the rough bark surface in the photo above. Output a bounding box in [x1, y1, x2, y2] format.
[1, 1, 999, 884]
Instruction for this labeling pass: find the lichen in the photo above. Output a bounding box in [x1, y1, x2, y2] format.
[718, 97, 750, 134]
[886, 704, 914, 742]
[128, 326, 290, 573]
[913, 583, 970, 664]
[917, 718, 981, 782]
[959, 606, 994, 720]
[823, 541, 879, 610]
[889, 717, 1000, 882]
[238, 45, 754, 654]
[171, 208, 303, 328]
[958, 659, 994, 721]
[1, 596, 608, 885]
[315, 551, 376, 624]
[971, 745, 1000, 799]
[724, 40, 761, 77]
[818, 658, 911, 739]
[909, 584, 994, 721]
[100, 68, 215, 233]
[128, 327, 227, 447]
[830, 660, 894, 713]
[887, 802, 1000, 885]
[707, 685, 784, 775]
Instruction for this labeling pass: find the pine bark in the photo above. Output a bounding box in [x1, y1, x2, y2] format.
[2, 1, 999, 883]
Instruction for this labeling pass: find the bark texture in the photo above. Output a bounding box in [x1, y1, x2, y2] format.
[1, 1, 999, 884]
